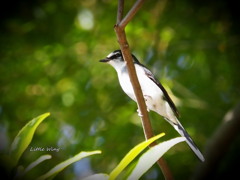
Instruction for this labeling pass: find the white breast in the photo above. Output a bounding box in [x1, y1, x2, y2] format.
[117, 67, 136, 101]
[117, 64, 175, 119]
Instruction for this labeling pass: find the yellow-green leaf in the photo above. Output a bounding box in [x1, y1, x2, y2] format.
[127, 137, 186, 180]
[36, 150, 101, 180]
[109, 133, 165, 180]
[16, 154, 52, 178]
[24, 155, 52, 175]
[10, 113, 50, 166]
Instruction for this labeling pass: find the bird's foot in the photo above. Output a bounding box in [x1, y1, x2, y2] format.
[137, 109, 143, 117]
[137, 108, 150, 117]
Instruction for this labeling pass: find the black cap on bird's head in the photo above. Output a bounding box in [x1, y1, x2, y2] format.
[99, 50, 140, 64]
[99, 50, 123, 63]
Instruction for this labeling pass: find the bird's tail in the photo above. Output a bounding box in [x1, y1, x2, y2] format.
[165, 117, 205, 162]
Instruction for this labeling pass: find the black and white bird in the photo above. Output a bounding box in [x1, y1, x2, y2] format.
[99, 50, 204, 162]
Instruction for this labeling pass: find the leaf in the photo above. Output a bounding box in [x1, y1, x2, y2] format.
[82, 173, 109, 180]
[10, 112, 50, 166]
[15, 154, 52, 178]
[36, 150, 101, 180]
[127, 137, 186, 180]
[24, 154, 52, 175]
[109, 133, 165, 180]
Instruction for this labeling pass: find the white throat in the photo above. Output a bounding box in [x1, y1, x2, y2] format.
[108, 60, 126, 74]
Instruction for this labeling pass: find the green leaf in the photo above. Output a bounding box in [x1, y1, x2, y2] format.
[15, 154, 52, 178]
[82, 173, 109, 180]
[127, 137, 186, 180]
[36, 150, 101, 180]
[109, 133, 165, 180]
[10, 112, 50, 166]
[24, 155, 52, 175]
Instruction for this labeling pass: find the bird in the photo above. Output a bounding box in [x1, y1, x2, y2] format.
[99, 49, 205, 162]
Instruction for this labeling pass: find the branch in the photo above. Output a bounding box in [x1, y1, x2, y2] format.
[193, 103, 240, 179]
[117, 0, 124, 24]
[114, 26, 154, 140]
[114, 1, 173, 180]
[119, 0, 146, 28]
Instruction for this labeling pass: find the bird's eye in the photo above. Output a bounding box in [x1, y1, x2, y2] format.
[110, 54, 118, 59]
[109, 53, 122, 59]
[107, 51, 122, 60]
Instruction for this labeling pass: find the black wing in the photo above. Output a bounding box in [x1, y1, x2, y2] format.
[135, 60, 180, 118]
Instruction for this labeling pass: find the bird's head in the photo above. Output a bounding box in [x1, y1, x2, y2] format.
[99, 50, 140, 69]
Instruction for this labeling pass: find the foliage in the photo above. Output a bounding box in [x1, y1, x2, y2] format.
[36, 150, 101, 180]
[109, 133, 165, 180]
[1, 0, 240, 179]
[2, 113, 101, 180]
[10, 113, 50, 167]
[82, 136, 185, 180]
[1, 113, 184, 180]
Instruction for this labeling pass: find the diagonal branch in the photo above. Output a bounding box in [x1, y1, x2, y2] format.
[114, 1, 173, 180]
[114, 26, 154, 140]
[193, 103, 240, 179]
[119, 0, 146, 28]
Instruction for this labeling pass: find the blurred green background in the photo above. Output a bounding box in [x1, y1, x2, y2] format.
[0, 0, 240, 179]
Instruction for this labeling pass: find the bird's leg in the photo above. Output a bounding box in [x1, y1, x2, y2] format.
[143, 95, 151, 112]
[137, 109, 143, 117]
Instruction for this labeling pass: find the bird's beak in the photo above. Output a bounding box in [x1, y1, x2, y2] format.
[99, 58, 110, 63]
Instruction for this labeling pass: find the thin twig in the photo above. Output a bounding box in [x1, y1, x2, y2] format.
[114, 1, 174, 180]
[117, 0, 124, 24]
[119, 0, 146, 28]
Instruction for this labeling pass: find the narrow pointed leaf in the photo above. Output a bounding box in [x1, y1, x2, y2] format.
[127, 137, 186, 180]
[37, 150, 101, 180]
[109, 133, 165, 180]
[24, 155, 52, 174]
[82, 174, 109, 180]
[16, 154, 52, 178]
[10, 113, 50, 166]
